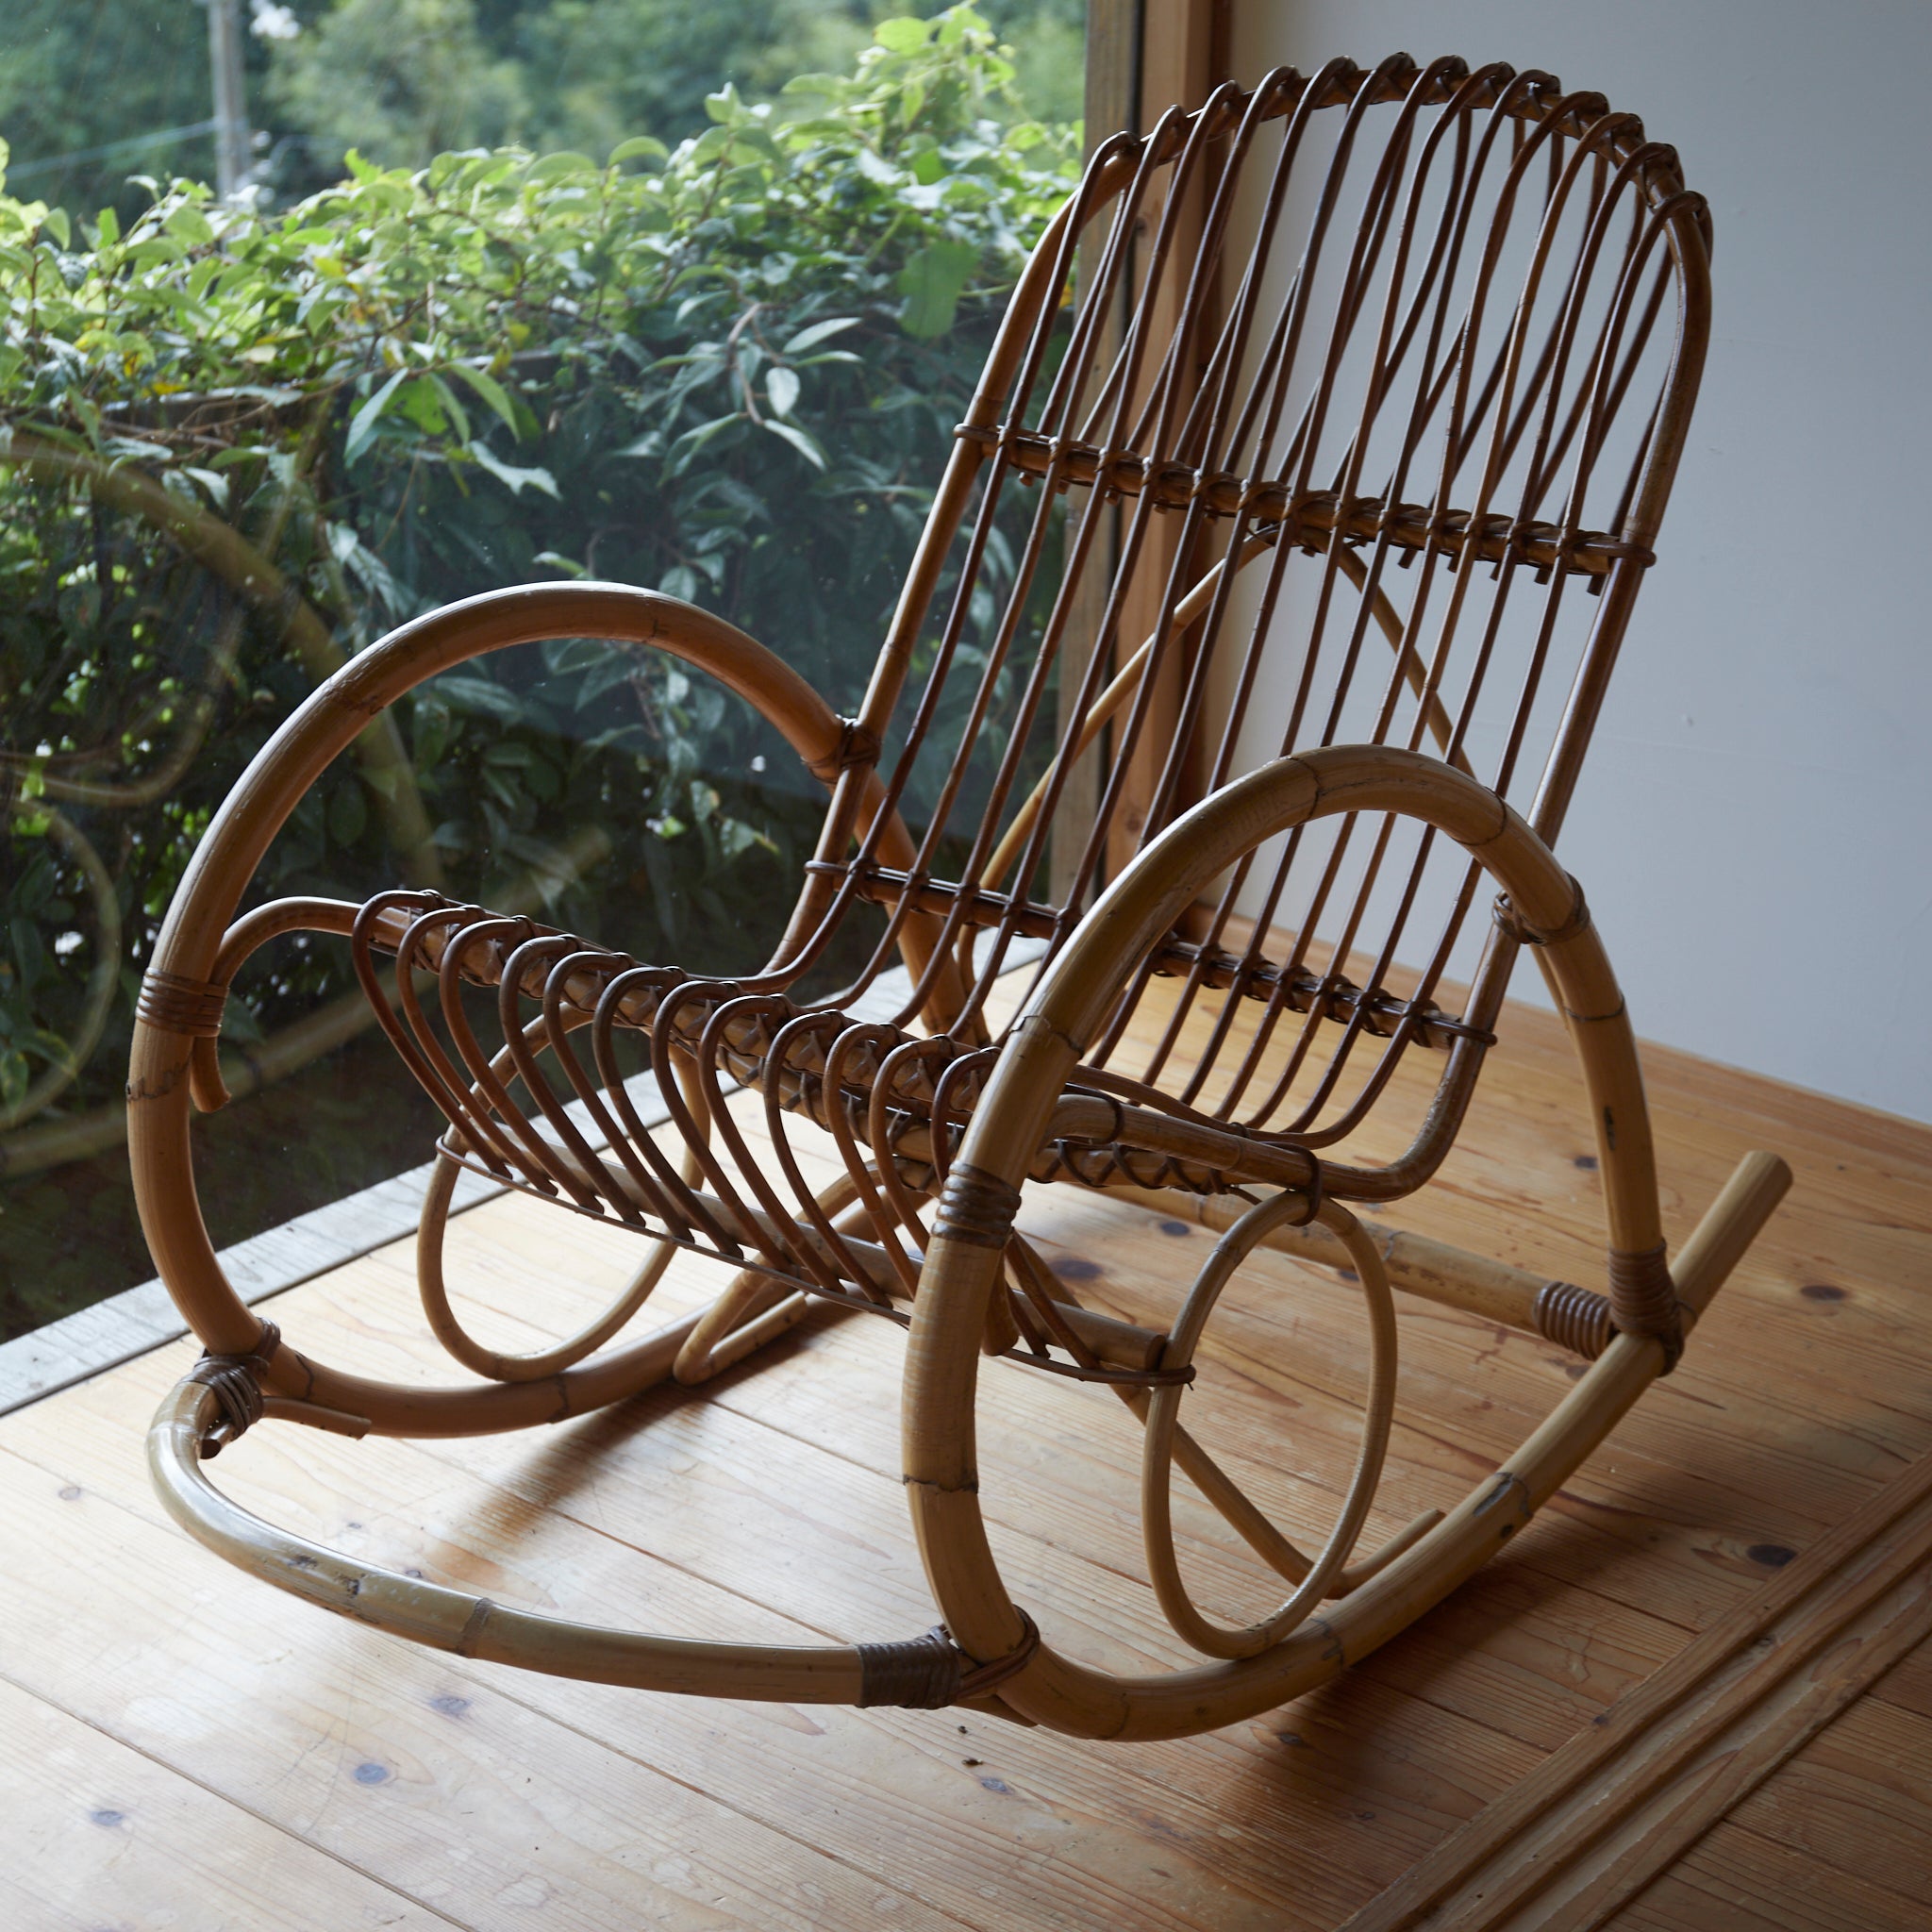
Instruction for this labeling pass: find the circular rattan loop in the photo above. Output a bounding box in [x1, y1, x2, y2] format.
[1140, 1199, 1398, 1659]
[416, 1146, 679, 1382]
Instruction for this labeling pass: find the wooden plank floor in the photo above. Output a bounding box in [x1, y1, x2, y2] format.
[3, 991, 1929, 1931]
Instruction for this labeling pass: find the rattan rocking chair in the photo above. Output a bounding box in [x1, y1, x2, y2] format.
[137, 57, 1789, 1743]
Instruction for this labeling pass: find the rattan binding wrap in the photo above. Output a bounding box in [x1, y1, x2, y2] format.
[184, 1320, 279, 1454]
[1533, 1281, 1615, 1360]
[856, 1627, 964, 1708]
[947, 429, 1658, 576]
[933, 1164, 1024, 1250]
[1607, 1241, 1686, 1369]
[137, 968, 228, 1038]
[1492, 877, 1591, 949]
[855, 1610, 1041, 1708]
[803, 718, 883, 785]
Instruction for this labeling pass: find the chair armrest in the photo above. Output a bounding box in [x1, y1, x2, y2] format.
[140, 584, 889, 995]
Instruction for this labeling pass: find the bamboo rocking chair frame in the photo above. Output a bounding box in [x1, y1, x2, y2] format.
[136, 57, 1790, 1742]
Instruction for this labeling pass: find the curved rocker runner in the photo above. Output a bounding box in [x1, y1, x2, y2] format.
[135, 56, 1790, 1742]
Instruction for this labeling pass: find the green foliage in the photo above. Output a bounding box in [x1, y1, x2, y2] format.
[269, 0, 529, 175]
[0, 1, 249, 227]
[0, 3, 1082, 220]
[484, 0, 1084, 161]
[0, 7, 1076, 1148]
[469, 0, 878, 166]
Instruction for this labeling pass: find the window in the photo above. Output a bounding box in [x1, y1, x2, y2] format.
[0, 1, 1081, 1342]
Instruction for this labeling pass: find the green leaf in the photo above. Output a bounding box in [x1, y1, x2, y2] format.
[183, 466, 229, 509]
[445, 361, 522, 438]
[394, 375, 450, 437]
[762, 419, 825, 470]
[780, 315, 859, 356]
[874, 16, 931, 54]
[668, 414, 741, 466]
[609, 136, 669, 167]
[344, 367, 408, 465]
[717, 815, 775, 863]
[726, 125, 781, 163]
[896, 238, 979, 340]
[123, 236, 184, 268]
[468, 441, 560, 498]
[165, 206, 213, 248]
[527, 152, 597, 185]
[40, 207, 71, 250]
[765, 365, 800, 418]
[428, 374, 471, 441]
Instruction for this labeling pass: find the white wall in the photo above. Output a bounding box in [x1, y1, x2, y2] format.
[1216, 0, 1932, 1123]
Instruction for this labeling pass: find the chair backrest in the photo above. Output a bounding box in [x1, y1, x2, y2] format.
[789, 55, 1710, 1178]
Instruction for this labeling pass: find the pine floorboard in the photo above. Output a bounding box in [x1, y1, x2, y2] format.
[2, 990, 1928, 1930]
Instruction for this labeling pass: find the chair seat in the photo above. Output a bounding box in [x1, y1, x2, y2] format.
[352, 886, 1319, 1364]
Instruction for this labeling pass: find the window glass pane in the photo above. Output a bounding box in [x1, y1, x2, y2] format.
[0, 1, 1080, 1341]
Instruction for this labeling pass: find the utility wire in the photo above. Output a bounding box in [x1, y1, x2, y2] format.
[6, 119, 220, 183]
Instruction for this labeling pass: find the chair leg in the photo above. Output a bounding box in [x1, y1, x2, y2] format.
[674, 1173, 874, 1386]
[675, 1271, 818, 1386]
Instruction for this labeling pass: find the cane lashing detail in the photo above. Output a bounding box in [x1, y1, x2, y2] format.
[854, 1613, 1041, 1709]
[1608, 1240, 1687, 1368]
[856, 1628, 967, 1708]
[137, 967, 229, 1038]
[1492, 877, 1591, 949]
[1532, 1279, 1615, 1359]
[803, 717, 885, 785]
[184, 1321, 279, 1455]
[932, 1164, 1024, 1250]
